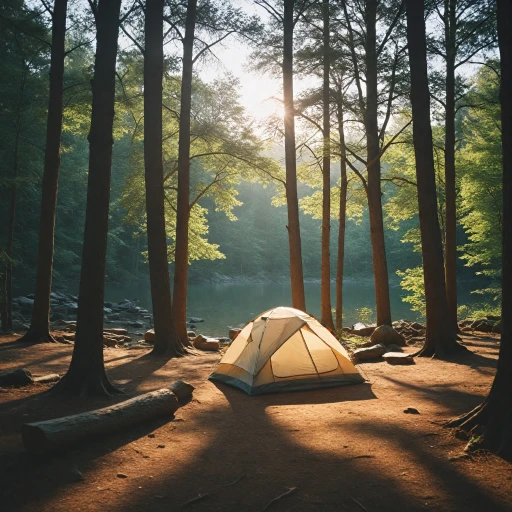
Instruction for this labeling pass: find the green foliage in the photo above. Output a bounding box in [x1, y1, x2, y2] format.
[396, 267, 426, 318]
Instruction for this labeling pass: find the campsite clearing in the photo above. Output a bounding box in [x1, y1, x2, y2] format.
[0, 332, 511, 512]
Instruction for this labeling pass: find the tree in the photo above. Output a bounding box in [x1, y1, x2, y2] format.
[320, 0, 333, 329]
[173, 0, 198, 344]
[340, 0, 408, 326]
[144, 0, 185, 356]
[18, 0, 68, 344]
[429, 0, 496, 332]
[53, 0, 123, 397]
[446, 0, 512, 458]
[405, 0, 464, 357]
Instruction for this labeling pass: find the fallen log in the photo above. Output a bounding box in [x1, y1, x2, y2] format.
[22, 380, 194, 455]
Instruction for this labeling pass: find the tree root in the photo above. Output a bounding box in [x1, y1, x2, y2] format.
[50, 369, 123, 398]
[16, 329, 58, 344]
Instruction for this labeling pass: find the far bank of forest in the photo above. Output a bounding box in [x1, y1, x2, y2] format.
[0, 0, 500, 324]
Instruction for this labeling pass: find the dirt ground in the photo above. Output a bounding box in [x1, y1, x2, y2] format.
[0, 332, 511, 512]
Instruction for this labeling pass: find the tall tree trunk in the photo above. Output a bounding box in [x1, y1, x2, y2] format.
[321, 0, 333, 329]
[335, 98, 347, 332]
[144, 0, 185, 357]
[444, 0, 458, 333]
[173, 0, 197, 344]
[18, 0, 68, 344]
[365, 0, 391, 326]
[283, 0, 306, 312]
[447, 0, 512, 458]
[52, 0, 123, 397]
[405, 0, 463, 359]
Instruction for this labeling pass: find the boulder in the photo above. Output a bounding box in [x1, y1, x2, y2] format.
[350, 322, 377, 337]
[352, 343, 387, 362]
[128, 320, 144, 328]
[470, 319, 494, 333]
[385, 344, 404, 353]
[492, 322, 502, 334]
[229, 328, 242, 340]
[192, 334, 219, 351]
[144, 329, 155, 342]
[17, 297, 34, 308]
[104, 328, 128, 336]
[187, 330, 196, 338]
[0, 368, 34, 386]
[188, 317, 204, 323]
[382, 352, 414, 364]
[370, 325, 406, 346]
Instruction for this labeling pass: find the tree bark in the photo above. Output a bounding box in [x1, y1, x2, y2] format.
[335, 100, 347, 332]
[283, 0, 306, 312]
[365, 0, 391, 327]
[52, 0, 123, 397]
[144, 0, 185, 357]
[173, 0, 197, 344]
[444, 0, 458, 334]
[446, 0, 512, 459]
[405, 0, 464, 358]
[23, 381, 194, 455]
[18, 0, 68, 344]
[321, 0, 333, 329]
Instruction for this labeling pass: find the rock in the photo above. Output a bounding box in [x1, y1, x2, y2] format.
[0, 368, 34, 386]
[403, 407, 420, 414]
[192, 334, 220, 351]
[187, 331, 196, 338]
[117, 473, 128, 479]
[104, 301, 113, 308]
[104, 328, 128, 336]
[187, 317, 204, 323]
[103, 307, 113, 314]
[370, 325, 406, 346]
[229, 328, 242, 340]
[470, 319, 493, 333]
[17, 297, 34, 308]
[352, 343, 387, 362]
[385, 344, 403, 353]
[108, 313, 120, 320]
[351, 322, 377, 337]
[492, 322, 502, 334]
[382, 352, 414, 364]
[461, 326, 473, 333]
[50, 312, 66, 321]
[218, 337, 230, 344]
[103, 336, 119, 348]
[410, 322, 425, 330]
[187, 324, 197, 330]
[128, 320, 144, 328]
[144, 329, 155, 342]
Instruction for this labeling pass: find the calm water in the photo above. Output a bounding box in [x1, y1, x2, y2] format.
[15, 278, 480, 337]
[102, 279, 419, 336]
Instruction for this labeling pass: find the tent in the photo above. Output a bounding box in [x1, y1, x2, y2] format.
[209, 306, 364, 395]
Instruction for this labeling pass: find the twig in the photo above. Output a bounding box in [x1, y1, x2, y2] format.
[181, 493, 209, 507]
[263, 487, 297, 511]
[350, 496, 368, 512]
[181, 476, 245, 508]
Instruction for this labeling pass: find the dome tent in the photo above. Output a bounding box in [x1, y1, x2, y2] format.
[209, 307, 364, 395]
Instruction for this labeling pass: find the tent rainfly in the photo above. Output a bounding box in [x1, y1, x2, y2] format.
[209, 307, 364, 395]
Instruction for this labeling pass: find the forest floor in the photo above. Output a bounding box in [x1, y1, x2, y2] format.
[0, 332, 511, 512]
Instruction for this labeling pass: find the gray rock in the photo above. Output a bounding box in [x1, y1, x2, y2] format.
[353, 343, 387, 361]
[386, 344, 404, 352]
[188, 317, 204, 323]
[382, 352, 414, 364]
[0, 368, 33, 386]
[103, 307, 113, 314]
[17, 297, 34, 308]
[370, 325, 406, 346]
[350, 322, 377, 337]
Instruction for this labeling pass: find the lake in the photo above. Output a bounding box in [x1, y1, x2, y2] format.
[14, 277, 480, 337]
[103, 279, 422, 336]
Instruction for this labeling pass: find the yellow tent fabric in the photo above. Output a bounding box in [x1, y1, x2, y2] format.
[209, 306, 364, 395]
